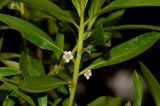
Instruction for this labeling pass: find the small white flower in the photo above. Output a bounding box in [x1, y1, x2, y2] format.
[63, 51, 73, 63]
[84, 70, 92, 80]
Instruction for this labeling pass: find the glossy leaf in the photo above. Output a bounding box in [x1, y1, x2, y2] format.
[133, 71, 143, 106]
[38, 95, 47, 106]
[55, 33, 64, 59]
[95, 9, 125, 27]
[3, 91, 19, 106]
[0, 14, 63, 53]
[87, 96, 121, 106]
[100, 0, 160, 14]
[140, 62, 160, 106]
[1, 79, 36, 106]
[19, 76, 67, 93]
[0, 67, 21, 77]
[81, 32, 160, 74]
[16, 0, 76, 24]
[20, 50, 45, 78]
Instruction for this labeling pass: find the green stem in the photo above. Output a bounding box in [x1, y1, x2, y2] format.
[68, 11, 85, 106]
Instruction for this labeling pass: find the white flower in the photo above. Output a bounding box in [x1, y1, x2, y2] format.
[84, 70, 92, 80]
[63, 51, 73, 63]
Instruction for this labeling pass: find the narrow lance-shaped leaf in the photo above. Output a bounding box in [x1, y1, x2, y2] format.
[87, 0, 105, 29]
[52, 98, 62, 106]
[71, 0, 80, 16]
[20, 50, 45, 78]
[0, 53, 20, 60]
[87, 96, 121, 106]
[133, 71, 143, 106]
[0, 79, 36, 106]
[0, 67, 21, 77]
[104, 25, 160, 32]
[140, 62, 160, 106]
[95, 9, 125, 27]
[81, 31, 160, 75]
[3, 91, 19, 106]
[16, 0, 76, 24]
[100, 0, 160, 14]
[19, 76, 67, 93]
[88, 0, 105, 17]
[0, 14, 63, 53]
[1, 60, 19, 69]
[38, 95, 47, 106]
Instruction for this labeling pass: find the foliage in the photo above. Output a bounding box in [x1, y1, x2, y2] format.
[0, 0, 160, 106]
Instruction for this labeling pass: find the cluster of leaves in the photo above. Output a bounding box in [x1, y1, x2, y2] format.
[0, 0, 160, 106]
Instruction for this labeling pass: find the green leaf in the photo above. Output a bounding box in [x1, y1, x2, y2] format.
[20, 50, 45, 78]
[100, 0, 160, 14]
[104, 25, 160, 32]
[0, 14, 63, 53]
[95, 9, 125, 27]
[19, 76, 67, 93]
[88, 0, 105, 17]
[87, 0, 105, 29]
[81, 31, 160, 74]
[1, 60, 19, 69]
[55, 33, 64, 59]
[38, 95, 47, 106]
[0, 0, 9, 9]
[57, 86, 68, 95]
[0, 67, 21, 77]
[52, 98, 62, 106]
[91, 26, 105, 46]
[71, 0, 80, 16]
[140, 62, 160, 106]
[0, 53, 20, 60]
[87, 96, 121, 106]
[133, 71, 143, 106]
[3, 91, 19, 106]
[1, 79, 36, 106]
[16, 0, 76, 24]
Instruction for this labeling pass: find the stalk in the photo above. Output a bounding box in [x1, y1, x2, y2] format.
[68, 9, 85, 106]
